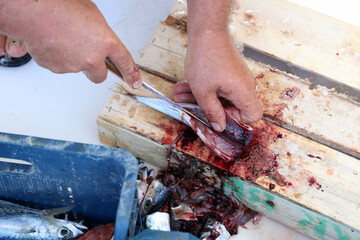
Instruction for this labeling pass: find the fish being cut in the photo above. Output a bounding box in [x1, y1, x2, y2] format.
[0, 200, 87, 240]
[125, 95, 254, 162]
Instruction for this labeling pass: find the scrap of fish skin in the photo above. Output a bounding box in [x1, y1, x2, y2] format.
[0, 200, 87, 240]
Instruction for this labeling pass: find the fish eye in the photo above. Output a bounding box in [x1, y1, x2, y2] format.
[171, 201, 180, 209]
[144, 197, 153, 210]
[29, 227, 36, 233]
[57, 227, 71, 239]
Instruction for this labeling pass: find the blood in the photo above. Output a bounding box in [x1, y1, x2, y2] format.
[269, 183, 275, 191]
[255, 72, 265, 79]
[157, 112, 286, 187]
[78, 223, 114, 240]
[283, 87, 300, 100]
[287, 152, 292, 157]
[307, 154, 322, 159]
[307, 176, 322, 190]
[230, 121, 287, 186]
[179, 127, 198, 149]
[158, 119, 182, 145]
[129, 126, 137, 131]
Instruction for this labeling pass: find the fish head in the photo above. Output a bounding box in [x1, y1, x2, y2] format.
[140, 180, 172, 217]
[50, 219, 87, 239]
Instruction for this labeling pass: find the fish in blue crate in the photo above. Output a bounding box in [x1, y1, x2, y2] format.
[0, 200, 87, 240]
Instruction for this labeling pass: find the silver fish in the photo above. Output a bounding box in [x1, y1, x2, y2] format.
[140, 180, 172, 217]
[0, 200, 87, 240]
[137, 166, 154, 204]
[125, 95, 254, 162]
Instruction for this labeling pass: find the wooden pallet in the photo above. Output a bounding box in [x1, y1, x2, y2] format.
[98, 1, 360, 239]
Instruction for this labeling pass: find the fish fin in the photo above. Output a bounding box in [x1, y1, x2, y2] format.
[109, 83, 134, 97]
[42, 206, 73, 217]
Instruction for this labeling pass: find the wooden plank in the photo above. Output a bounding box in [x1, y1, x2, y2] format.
[223, 177, 360, 240]
[168, 0, 360, 91]
[97, 70, 360, 238]
[137, 23, 360, 159]
[97, 1, 360, 238]
[98, 112, 360, 239]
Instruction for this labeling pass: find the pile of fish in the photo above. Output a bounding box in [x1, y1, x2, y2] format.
[0, 200, 87, 239]
[137, 152, 261, 240]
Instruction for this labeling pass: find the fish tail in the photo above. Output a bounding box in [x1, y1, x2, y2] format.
[110, 83, 136, 99]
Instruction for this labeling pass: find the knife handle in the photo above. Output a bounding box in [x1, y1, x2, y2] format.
[105, 58, 123, 79]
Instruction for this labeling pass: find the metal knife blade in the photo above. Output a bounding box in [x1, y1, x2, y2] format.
[105, 58, 212, 129]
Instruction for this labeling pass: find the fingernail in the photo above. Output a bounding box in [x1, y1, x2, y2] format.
[9, 40, 21, 49]
[232, 109, 242, 122]
[210, 122, 222, 132]
[241, 114, 255, 123]
[132, 78, 142, 89]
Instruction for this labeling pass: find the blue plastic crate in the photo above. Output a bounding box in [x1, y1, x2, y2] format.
[0, 132, 139, 240]
[131, 230, 199, 240]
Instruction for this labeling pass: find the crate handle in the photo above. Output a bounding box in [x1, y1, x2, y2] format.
[0, 157, 33, 173]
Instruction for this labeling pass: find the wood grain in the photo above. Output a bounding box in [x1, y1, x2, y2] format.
[169, 0, 360, 91]
[137, 23, 360, 158]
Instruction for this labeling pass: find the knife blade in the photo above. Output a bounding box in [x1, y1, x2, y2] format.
[105, 58, 212, 129]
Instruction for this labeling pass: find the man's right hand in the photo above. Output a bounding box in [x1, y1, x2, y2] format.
[0, 0, 141, 87]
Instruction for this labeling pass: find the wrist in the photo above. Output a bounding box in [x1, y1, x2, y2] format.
[187, 29, 232, 50]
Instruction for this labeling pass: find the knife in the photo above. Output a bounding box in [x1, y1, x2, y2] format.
[105, 58, 212, 129]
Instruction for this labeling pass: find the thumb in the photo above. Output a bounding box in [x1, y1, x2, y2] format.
[227, 91, 263, 123]
[195, 91, 226, 132]
[108, 41, 142, 89]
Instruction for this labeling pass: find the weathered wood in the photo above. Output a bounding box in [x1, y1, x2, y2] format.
[169, 0, 360, 91]
[223, 178, 360, 240]
[98, 1, 360, 239]
[137, 23, 360, 159]
[97, 70, 360, 239]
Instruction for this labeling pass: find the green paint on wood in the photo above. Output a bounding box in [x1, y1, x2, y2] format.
[224, 177, 360, 240]
[299, 209, 327, 239]
[248, 188, 274, 213]
[224, 178, 245, 199]
[333, 224, 350, 240]
[225, 178, 275, 213]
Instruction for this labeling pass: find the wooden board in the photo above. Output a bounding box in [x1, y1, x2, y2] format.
[169, 0, 360, 91]
[98, 71, 360, 239]
[98, 1, 360, 239]
[137, 22, 360, 159]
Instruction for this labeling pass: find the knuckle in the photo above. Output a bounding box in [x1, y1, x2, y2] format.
[105, 37, 118, 49]
[84, 56, 98, 69]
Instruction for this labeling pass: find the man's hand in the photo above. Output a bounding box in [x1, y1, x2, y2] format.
[0, 0, 141, 87]
[174, 0, 262, 132]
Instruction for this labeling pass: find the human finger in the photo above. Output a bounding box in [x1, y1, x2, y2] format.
[195, 91, 226, 132]
[225, 89, 263, 123]
[173, 82, 192, 95]
[108, 40, 141, 89]
[174, 93, 197, 103]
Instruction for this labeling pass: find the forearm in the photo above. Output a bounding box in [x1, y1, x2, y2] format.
[186, 0, 231, 39]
